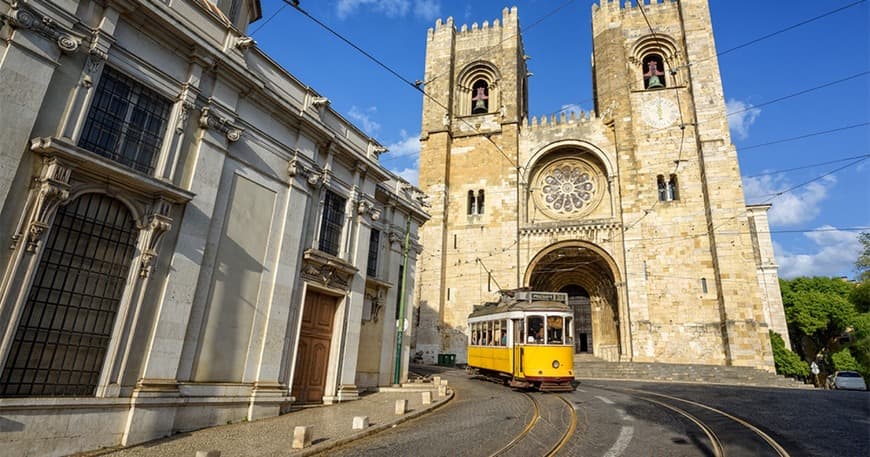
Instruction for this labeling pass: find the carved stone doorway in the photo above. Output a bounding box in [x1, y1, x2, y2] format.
[292, 291, 338, 404]
[526, 242, 621, 361]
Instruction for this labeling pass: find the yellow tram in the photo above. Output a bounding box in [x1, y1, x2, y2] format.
[466, 290, 575, 392]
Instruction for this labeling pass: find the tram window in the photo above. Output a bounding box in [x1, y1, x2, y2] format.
[547, 316, 564, 344]
[471, 323, 479, 345]
[565, 317, 574, 345]
[514, 319, 524, 344]
[500, 319, 508, 345]
[487, 321, 493, 346]
[493, 321, 501, 346]
[528, 316, 544, 344]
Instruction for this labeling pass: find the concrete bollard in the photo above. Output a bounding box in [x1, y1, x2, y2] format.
[292, 426, 312, 449]
[421, 391, 432, 405]
[395, 399, 408, 415]
[432, 376, 441, 386]
[196, 452, 221, 457]
[438, 385, 447, 397]
[352, 416, 369, 430]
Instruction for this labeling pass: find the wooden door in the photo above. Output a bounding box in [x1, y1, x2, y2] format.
[291, 291, 337, 403]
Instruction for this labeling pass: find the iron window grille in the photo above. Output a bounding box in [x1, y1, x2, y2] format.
[367, 230, 380, 277]
[318, 190, 346, 256]
[0, 194, 138, 397]
[78, 66, 171, 175]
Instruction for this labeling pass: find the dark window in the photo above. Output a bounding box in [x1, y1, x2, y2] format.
[701, 277, 708, 294]
[643, 54, 666, 89]
[471, 79, 489, 114]
[79, 67, 171, 174]
[367, 229, 380, 277]
[0, 194, 138, 397]
[318, 190, 346, 256]
[477, 189, 485, 215]
[467, 190, 475, 215]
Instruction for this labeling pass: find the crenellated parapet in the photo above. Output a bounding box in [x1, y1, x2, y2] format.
[592, 0, 679, 32]
[427, 6, 519, 41]
[524, 109, 599, 132]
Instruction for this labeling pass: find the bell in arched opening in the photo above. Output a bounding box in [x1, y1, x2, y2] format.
[643, 55, 666, 89]
[471, 79, 489, 114]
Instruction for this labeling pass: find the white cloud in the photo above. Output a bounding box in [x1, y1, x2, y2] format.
[726, 98, 761, 140]
[743, 174, 836, 226]
[413, 0, 441, 20]
[560, 103, 589, 118]
[774, 227, 862, 278]
[392, 167, 419, 185]
[347, 106, 381, 134]
[336, 0, 441, 20]
[384, 129, 420, 158]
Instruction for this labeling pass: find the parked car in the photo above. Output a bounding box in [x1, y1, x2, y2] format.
[826, 371, 868, 391]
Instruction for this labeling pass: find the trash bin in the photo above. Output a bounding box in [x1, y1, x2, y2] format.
[438, 353, 456, 366]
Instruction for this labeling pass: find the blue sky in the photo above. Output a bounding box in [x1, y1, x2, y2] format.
[250, 0, 869, 279]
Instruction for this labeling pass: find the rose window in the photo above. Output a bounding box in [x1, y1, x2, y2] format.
[533, 159, 601, 218]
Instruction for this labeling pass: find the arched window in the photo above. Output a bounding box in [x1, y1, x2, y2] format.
[642, 54, 666, 89]
[657, 174, 679, 202]
[477, 189, 485, 214]
[0, 194, 138, 396]
[467, 190, 476, 215]
[471, 80, 489, 114]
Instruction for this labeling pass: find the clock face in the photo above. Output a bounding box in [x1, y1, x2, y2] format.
[642, 96, 678, 129]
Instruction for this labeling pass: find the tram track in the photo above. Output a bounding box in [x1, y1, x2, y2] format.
[489, 392, 577, 457]
[592, 385, 791, 457]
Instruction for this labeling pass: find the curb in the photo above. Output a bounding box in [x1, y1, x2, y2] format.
[294, 388, 456, 456]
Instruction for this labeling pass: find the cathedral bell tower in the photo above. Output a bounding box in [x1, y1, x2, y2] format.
[414, 8, 529, 361]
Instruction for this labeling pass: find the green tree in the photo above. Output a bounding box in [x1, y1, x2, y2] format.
[770, 331, 809, 378]
[857, 232, 870, 282]
[779, 277, 857, 364]
[850, 281, 870, 313]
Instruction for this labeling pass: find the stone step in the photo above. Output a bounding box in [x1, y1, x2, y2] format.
[574, 358, 811, 389]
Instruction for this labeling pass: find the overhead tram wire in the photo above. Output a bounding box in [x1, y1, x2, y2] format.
[745, 154, 870, 178]
[281, 1, 521, 169]
[740, 122, 870, 151]
[423, 0, 578, 86]
[541, 0, 868, 119]
[249, 2, 290, 37]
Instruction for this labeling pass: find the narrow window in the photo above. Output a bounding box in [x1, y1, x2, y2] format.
[447, 287, 451, 301]
[643, 54, 666, 89]
[319, 190, 346, 256]
[658, 174, 679, 202]
[79, 67, 172, 174]
[366, 229, 380, 277]
[0, 194, 138, 396]
[487, 272, 492, 292]
[668, 174, 679, 201]
[453, 233, 457, 249]
[701, 277, 708, 294]
[657, 175, 667, 201]
[477, 189, 485, 215]
[467, 190, 476, 215]
[471, 79, 489, 114]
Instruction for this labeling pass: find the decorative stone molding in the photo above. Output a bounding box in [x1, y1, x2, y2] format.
[287, 152, 328, 189]
[310, 97, 330, 109]
[356, 200, 381, 220]
[11, 156, 72, 252]
[235, 36, 256, 50]
[138, 198, 173, 278]
[301, 249, 357, 292]
[3, 1, 80, 53]
[199, 107, 243, 142]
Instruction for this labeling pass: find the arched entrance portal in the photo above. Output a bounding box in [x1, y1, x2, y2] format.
[526, 243, 621, 361]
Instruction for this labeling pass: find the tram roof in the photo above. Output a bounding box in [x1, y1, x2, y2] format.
[468, 290, 571, 318]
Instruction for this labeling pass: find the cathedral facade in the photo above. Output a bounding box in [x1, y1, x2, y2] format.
[412, 0, 788, 370]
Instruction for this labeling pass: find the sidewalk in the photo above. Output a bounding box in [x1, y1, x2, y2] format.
[82, 378, 452, 457]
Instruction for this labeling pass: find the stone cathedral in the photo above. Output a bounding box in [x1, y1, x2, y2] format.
[412, 0, 789, 370]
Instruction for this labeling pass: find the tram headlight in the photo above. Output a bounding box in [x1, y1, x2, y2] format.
[552, 360, 560, 369]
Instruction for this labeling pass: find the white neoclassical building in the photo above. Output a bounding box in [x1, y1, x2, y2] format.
[0, 0, 428, 454]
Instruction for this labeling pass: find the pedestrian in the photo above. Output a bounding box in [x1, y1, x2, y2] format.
[810, 361, 820, 387]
